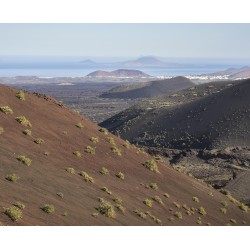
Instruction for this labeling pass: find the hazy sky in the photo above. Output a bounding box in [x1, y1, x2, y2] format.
[0, 24, 250, 58]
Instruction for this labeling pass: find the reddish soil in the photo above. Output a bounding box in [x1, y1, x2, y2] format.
[0, 84, 249, 226]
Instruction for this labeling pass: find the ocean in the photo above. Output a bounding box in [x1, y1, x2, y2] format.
[0, 65, 231, 78]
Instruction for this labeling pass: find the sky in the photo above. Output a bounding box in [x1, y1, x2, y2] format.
[0, 24, 250, 59]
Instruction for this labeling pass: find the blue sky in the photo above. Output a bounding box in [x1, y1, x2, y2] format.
[0, 24, 250, 58]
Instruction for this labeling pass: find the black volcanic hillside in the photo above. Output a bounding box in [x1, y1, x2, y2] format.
[1, 83, 249, 226]
[100, 76, 195, 99]
[101, 79, 250, 150]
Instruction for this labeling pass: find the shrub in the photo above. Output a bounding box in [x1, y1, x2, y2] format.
[0, 127, 4, 134]
[134, 209, 147, 219]
[144, 159, 159, 173]
[62, 212, 68, 217]
[173, 202, 180, 208]
[220, 189, 230, 195]
[208, 192, 213, 196]
[41, 204, 55, 213]
[220, 207, 227, 214]
[85, 146, 95, 154]
[6, 173, 19, 182]
[44, 151, 50, 156]
[23, 129, 32, 136]
[100, 167, 109, 175]
[17, 155, 32, 166]
[198, 207, 207, 215]
[90, 137, 99, 143]
[123, 140, 130, 149]
[116, 172, 125, 180]
[3, 206, 22, 221]
[196, 218, 202, 225]
[57, 192, 64, 198]
[75, 122, 84, 128]
[80, 171, 94, 183]
[116, 204, 126, 214]
[73, 151, 82, 157]
[96, 199, 116, 218]
[143, 199, 153, 207]
[174, 211, 183, 219]
[153, 196, 163, 205]
[230, 219, 237, 224]
[111, 146, 122, 156]
[221, 201, 228, 207]
[239, 203, 249, 212]
[99, 127, 108, 135]
[113, 197, 122, 205]
[34, 138, 44, 144]
[0, 106, 13, 114]
[15, 116, 32, 127]
[106, 137, 116, 145]
[16, 90, 25, 100]
[192, 196, 199, 203]
[66, 167, 75, 174]
[101, 187, 112, 195]
[163, 193, 170, 198]
[149, 183, 158, 190]
[13, 201, 25, 210]
[91, 212, 99, 218]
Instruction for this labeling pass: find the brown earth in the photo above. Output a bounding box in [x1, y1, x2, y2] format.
[0, 83, 249, 226]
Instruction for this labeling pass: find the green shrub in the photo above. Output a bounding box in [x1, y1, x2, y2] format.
[230, 219, 237, 224]
[90, 137, 99, 143]
[116, 172, 125, 180]
[173, 202, 180, 208]
[73, 151, 82, 157]
[174, 211, 183, 219]
[57, 192, 64, 198]
[101, 187, 112, 195]
[0, 106, 13, 114]
[34, 138, 44, 144]
[220, 207, 227, 214]
[143, 199, 153, 207]
[149, 183, 158, 190]
[113, 197, 122, 205]
[144, 159, 159, 173]
[23, 129, 32, 136]
[111, 146, 122, 156]
[100, 167, 109, 175]
[66, 167, 75, 174]
[85, 146, 95, 154]
[17, 155, 32, 166]
[153, 196, 163, 205]
[198, 207, 207, 215]
[0, 127, 4, 134]
[91, 212, 99, 218]
[96, 199, 116, 218]
[116, 204, 126, 214]
[239, 203, 249, 212]
[106, 137, 116, 145]
[163, 193, 170, 198]
[15, 116, 32, 127]
[6, 173, 19, 182]
[99, 127, 108, 135]
[16, 90, 25, 100]
[80, 171, 94, 183]
[41, 204, 55, 213]
[3, 206, 22, 221]
[196, 218, 202, 225]
[134, 209, 147, 219]
[192, 196, 199, 203]
[75, 122, 84, 128]
[123, 140, 130, 149]
[13, 201, 25, 210]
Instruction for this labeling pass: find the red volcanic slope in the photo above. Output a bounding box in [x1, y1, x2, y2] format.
[0, 83, 249, 226]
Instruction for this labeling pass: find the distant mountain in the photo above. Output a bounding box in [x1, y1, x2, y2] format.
[79, 59, 100, 67]
[121, 56, 169, 67]
[100, 76, 195, 99]
[86, 69, 151, 78]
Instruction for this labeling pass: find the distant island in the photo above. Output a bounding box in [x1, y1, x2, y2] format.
[86, 69, 151, 78]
